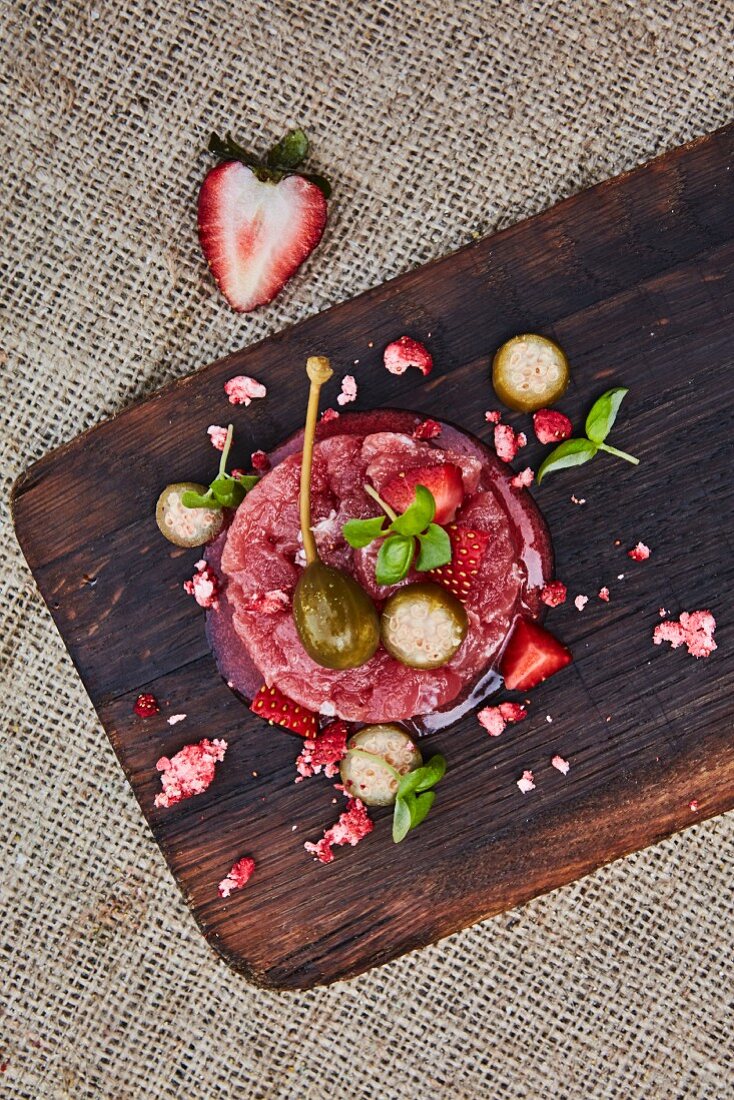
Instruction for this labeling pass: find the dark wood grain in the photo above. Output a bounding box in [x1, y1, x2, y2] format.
[12, 125, 734, 989]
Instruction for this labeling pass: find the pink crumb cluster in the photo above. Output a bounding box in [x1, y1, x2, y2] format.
[243, 589, 291, 614]
[628, 542, 651, 561]
[478, 702, 528, 738]
[598, 586, 610, 602]
[510, 467, 534, 490]
[218, 856, 255, 898]
[516, 770, 535, 794]
[383, 336, 433, 377]
[320, 408, 340, 423]
[494, 423, 527, 463]
[533, 409, 572, 445]
[224, 375, 267, 406]
[484, 410, 501, 424]
[653, 610, 717, 659]
[304, 797, 373, 864]
[336, 375, 358, 406]
[250, 450, 270, 473]
[570, 495, 586, 505]
[574, 594, 589, 612]
[183, 560, 220, 610]
[413, 418, 442, 441]
[541, 581, 567, 608]
[207, 425, 228, 451]
[296, 721, 348, 780]
[551, 755, 570, 775]
[154, 738, 227, 808]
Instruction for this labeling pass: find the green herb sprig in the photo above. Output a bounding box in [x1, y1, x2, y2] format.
[392, 754, 447, 843]
[208, 128, 332, 198]
[181, 425, 259, 510]
[536, 388, 640, 485]
[342, 485, 451, 586]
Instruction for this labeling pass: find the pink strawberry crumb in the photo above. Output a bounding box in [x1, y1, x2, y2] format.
[499, 702, 528, 722]
[510, 467, 534, 489]
[154, 738, 227, 808]
[337, 374, 358, 406]
[628, 542, 651, 561]
[484, 410, 502, 424]
[218, 856, 255, 898]
[533, 409, 573, 445]
[207, 425, 228, 451]
[167, 713, 187, 726]
[516, 770, 535, 794]
[598, 586, 610, 602]
[413, 418, 442, 441]
[320, 408, 340, 422]
[574, 594, 589, 612]
[653, 610, 717, 659]
[477, 707, 507, 737]
[250, 450, 270, 473]
[183, 560, 220, 610]
[659, 607, 668, 618]
[383, 336, 433, 377]
[541, 581, 567, 607]
[689, 800, 699, 812]
[551, 755, 570, 775]
[224, 375, 267, 406]
[243, 589, 290, 614]
[494, 424, 527, 463]
[571, 495, 586, 505]
[304, 797, 373, 864]
[295, 721, 348, 780]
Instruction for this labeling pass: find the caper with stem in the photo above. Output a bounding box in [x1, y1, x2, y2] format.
[292, 356, 381, 670]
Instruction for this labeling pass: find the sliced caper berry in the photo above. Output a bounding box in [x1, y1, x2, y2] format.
[339, 724, 422, 806]
[380, 581, 468, 670]
[155, 482, 224, 547]
[492, 333, 570, 413]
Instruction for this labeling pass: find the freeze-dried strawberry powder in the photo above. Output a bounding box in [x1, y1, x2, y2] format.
[653, 610, 716, 659]
[218, 856, 255, 897]
[154, 738, 227, 808]
[305, 797, 373, 863]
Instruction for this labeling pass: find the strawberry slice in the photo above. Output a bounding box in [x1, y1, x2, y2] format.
[500, 619, 572, 691]
[381, 464, 464, 525]
[250, 684, 318, 738]
[430, 524, 490, 600]
[198, 162, 327, 313]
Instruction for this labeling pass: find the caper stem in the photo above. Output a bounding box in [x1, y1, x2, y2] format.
[598, 441, 640, 465]
[364, 483, 398, 522]
[218, 424, 234, 477]
[300, 356, 334, 565]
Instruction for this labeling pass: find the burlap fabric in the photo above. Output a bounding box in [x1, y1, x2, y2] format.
[1, 1, 732, 1096]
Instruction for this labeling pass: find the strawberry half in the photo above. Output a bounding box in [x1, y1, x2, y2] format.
[500, 619, 572, 691]
[198, 163, 327, 313]
[381, 464, 464, 525]
[430, 524, 490, 600]
[250, 684, 318, 738]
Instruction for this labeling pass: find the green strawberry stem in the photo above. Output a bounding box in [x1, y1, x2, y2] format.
[598, 441, 639, 465]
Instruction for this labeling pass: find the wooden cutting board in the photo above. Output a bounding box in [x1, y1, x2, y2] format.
[12, 125, 734, 990]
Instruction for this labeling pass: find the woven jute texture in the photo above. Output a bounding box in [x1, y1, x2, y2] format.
[1, 1, 733, 1096]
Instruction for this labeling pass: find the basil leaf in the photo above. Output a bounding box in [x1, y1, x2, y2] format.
[181, 488, 218, 509]
[416, 523, 451, 571]
[409, 790, 435, 829]
[536, 438, 598, 485]
[210, 475, 245, 508]
[392, 797, 413, 844]
[236, 474, 260, 492]
[397, 769, 425, 800]
[414, 754, 446, 791]
[266, 128, 309, 169]
[376, 535, 415, 585]
[585, 387, 629, 444]
[342, 515, 388, 549]
[390, 485, 435, 537]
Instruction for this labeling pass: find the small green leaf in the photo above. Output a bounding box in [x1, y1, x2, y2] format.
[414, 754, 446, 791]
[392, 797, 413, 843]
[210, 475, 245, 508]
[181, 488, 218, 508]
[397, 769, 425, 800]
[342, 515, 388, 549]
[409, 790, 435, 829]
[236, 474, 260, 491]
[298, 171, 332, 199]
[266, 128, 309, 169]
[416, 523, 451, 571]
[536, 438, 598, 485]
[376, 535, 415, 586]
[584, 387, 629, 444]
[390, 485, 435, 536]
